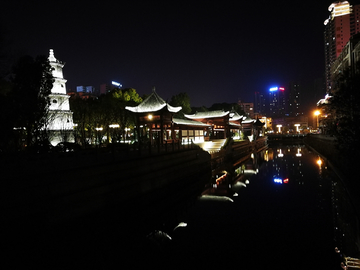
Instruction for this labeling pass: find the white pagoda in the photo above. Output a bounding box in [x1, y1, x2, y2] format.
[47, 49, 74, 145]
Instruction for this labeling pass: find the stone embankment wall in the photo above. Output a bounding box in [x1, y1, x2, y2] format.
[2, 148, 211, 225]
[304, 135, 339, 161]
[304, 134, 360, 213]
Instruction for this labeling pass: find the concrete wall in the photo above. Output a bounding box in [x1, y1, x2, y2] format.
[2, 148, 211, 224]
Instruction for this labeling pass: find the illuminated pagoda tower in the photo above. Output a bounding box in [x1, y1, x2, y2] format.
[47, 49, 74, 145]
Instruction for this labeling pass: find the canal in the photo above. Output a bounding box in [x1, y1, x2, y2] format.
[17, 143, 358, 269]
[129, 143, 360, 269]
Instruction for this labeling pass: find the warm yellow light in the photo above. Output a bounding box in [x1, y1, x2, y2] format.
[109, 124, 119, 128]
[317, 158, 322, 166]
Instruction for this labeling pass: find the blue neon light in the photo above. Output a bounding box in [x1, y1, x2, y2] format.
[273, 178, 289, 184]
[112, 81, 122, 87]
[273, 178, 283, 184]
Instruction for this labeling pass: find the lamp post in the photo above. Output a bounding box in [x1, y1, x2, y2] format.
[314, 110, 320, 132]
[124, 127, 130, 143]
[95, 127, 103, 145]
[109, 124, 119, 143]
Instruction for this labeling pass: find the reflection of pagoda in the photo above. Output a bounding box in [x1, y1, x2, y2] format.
[47, 49, 74, 145]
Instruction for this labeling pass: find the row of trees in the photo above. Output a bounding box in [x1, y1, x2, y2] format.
[70, 90, 251, 146]
[322, 61, 360, 158]
[70, 88, 142, 146]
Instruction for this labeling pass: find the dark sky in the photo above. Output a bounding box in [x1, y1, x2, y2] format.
[1, 0, 339, 111]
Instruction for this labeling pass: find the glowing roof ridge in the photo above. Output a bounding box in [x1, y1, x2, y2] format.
[184, 110, 230, 119]
[125, 87, 182, 113]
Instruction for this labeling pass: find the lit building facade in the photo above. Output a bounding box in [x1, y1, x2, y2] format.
[268, 86, 286, 118]
[238, 101, 255, 119]
[331, 32, 360, 77]
[254, 91, 266, 116]
[324, 1, 360, 93]
[287, 82, 301, 117]
[76, 85, 95, 93]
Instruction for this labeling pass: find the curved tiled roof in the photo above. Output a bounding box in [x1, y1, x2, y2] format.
[229, 111, 244, 121]
[125, 89, 182, 113]
[184, 110, 229, 119]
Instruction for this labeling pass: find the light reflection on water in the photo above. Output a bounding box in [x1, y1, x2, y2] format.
[146, 144, 359, 269]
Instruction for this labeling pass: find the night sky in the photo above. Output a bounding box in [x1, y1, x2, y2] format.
[0, 0, 343, 112]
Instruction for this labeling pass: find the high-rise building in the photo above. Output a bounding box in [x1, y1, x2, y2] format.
[238, 101, 254, 118]
[76, 85, 95, 93]
[287, 82, 301, 117]
[268, 86, 286, 118]
[324, 1, 360, 93]
[254, 91, 266, 116]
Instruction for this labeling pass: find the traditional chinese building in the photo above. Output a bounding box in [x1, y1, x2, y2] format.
[126, 89, 252, 145]
[184, 110, 245, 139]
[172, 118, 211, 144]
[125, 88, 182, 145]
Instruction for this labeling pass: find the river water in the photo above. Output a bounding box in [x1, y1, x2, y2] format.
[32, 143, 358, 269]
[136, 143, 360, 270]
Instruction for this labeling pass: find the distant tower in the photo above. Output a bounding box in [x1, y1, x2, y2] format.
[324, 1, 360, 93]
[254, 91, 266, 116]
[47, 49, 74, 145]
[287, 82, 301, 116]
[268, 86, 286, 118]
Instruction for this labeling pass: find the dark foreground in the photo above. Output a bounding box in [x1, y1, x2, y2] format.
[3, 145, 359, 269]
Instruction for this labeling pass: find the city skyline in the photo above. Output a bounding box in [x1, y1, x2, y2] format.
[1, 0, 355, 113]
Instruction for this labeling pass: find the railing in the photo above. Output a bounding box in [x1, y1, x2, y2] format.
[120, 139, 201, 158]
[267, 134, 306, 143]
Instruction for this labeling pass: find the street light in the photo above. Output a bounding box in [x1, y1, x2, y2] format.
[109, 124, 119, 143]
[314, 110, 320, 131]
[95, 127, 103, 145]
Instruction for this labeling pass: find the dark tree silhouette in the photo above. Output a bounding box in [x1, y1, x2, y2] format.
[10, 55, 54, 148]
[325, 61, 360, 157]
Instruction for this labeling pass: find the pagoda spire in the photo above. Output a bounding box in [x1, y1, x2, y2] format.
[48, 49, 57, 62]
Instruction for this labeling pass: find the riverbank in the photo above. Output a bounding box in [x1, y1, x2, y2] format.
[304, 135, 359, 206]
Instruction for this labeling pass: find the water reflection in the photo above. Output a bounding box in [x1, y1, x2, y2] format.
[144, 144, 359, 269]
